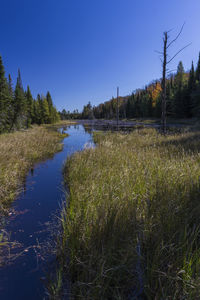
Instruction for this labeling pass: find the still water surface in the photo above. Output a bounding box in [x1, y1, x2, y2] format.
[0, 124, 94, 300]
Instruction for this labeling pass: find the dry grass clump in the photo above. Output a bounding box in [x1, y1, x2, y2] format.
[58, 128, 200, 299]
[0, 125, 66, 214]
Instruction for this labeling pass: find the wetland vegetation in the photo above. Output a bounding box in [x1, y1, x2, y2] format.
[54, 127, 200, 299]
[0, 125, 67, 215]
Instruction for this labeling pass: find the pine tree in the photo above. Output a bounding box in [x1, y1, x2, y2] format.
[46, 91, 54, 122]
[41, 97, 50, 124]
[7, 74, 15, 129]
[33, 99, 40, 124]
[46, 91, 53, 108]
[183, 61, 195, 118]
[175, 61, 185, 87]
[36, 94, 43, 124]
[126, 94, 134, 118]
[14, 69, 27, 128]
[195, 52, 200, 82]
[0, 56, 12, 133]
[8, 74, 14, 98]
[25, 86, 34, 127]
[188, 61, 195, 91]
[174, 61, 186, 118]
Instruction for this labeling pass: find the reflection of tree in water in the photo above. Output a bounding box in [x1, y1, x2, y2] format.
[83, 124, 93, 134]
[31, 168, 34, 176]
[23, 177, 27, 195]
[74, 124, 79, 130]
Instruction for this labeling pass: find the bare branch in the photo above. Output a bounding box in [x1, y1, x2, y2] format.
[167, 69, 176, 74]
[167, 22, 185, 49]
[167, 43, 192, 64]
[166, 28, 174, 34]
[155, 50, 163, 55]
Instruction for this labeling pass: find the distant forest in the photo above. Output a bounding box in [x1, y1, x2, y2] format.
[0, 56, 60, 134]
[60, 53, 200, 121]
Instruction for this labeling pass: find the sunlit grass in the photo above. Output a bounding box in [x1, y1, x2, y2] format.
[0, 125, 67, 214]
[0, 124, 68, 264]
[56, 127, 200, 299]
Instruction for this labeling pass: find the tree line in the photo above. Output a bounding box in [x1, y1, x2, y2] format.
[97, 55, 200, 119]
[91, 55, 200, 120]
[60, 53, 200, 121]
[0, 55, 60, 134]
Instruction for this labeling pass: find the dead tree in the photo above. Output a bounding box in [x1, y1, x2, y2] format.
[117, 86, 119, 129]
[159, 24, 191, 134]
[161, 32, 167, 134]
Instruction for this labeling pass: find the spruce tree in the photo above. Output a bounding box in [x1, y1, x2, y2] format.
[7, 74, 15, 130]
[174, 61, 185, 118]
[195, 52, 200, 82]
[41, 97, 50, 124]
[25, 86, 34, 127]
[46, 91, 54, 122]
[184, 61, 195, 118]
[188, 61, 195, 91]
[46, 91, 53, 108]
[126, 94, 135, 118]
[0, 56, 12, 133]
[37, 94, 43, 124]
[8, 74, 14, 98]
[33, 99, 40, 124]
[14, 69, 27, 129]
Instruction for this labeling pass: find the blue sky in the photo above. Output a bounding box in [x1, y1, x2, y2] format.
[1, 0, 200, 112]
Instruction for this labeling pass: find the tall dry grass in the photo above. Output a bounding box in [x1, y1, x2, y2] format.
[0, 125, 66, 214]
[57, 128, 200, 299]
[0, 124, 68, 267]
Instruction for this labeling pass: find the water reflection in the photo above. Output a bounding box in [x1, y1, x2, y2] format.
[30, 168, 34, 176]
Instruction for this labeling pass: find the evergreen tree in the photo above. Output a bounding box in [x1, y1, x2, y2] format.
[46, 91, 54, 122]
[0, 56, 60, 132]
[175, 61, 185, 87]
[14, 69, 27, 128]
[41, 97, 50, 124]
[8, 74, 14, 98]
[25, 86, 34, 127]
[7, 74, 15, 129]
[0, 56, 12, 133]
[33, 99, 40, 124]
[188, 61, 195, 91]
[36, 94, 43, 124]
[82, 102, 94, 119]
[126, 94, 135, 118]
[46, 91, 53, 108]
[195, 52, 200, 82]
[184, 61, 195, 117]
[174, 61, 186, 118]
[166, 78, 174, 117]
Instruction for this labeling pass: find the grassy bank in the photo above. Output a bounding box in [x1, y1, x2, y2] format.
[0, 125, 67, 215]
[57, 128, 200, 299]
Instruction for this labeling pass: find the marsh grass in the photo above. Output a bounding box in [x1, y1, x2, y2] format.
[0, 124, 68, 265]
[0, 125, 67, 215]
[58, 128, 200, 299]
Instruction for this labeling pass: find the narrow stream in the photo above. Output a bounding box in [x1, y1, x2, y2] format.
[0, 124, 94, 300]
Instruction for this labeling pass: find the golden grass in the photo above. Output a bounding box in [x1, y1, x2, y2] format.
[56, 128, 200, 299]
[0, 125, 66, 214]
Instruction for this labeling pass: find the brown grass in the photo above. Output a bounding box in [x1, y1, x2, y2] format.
[0, 125, 66, 215]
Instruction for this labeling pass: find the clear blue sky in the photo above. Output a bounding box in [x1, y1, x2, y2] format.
[1, 0, 200, 112]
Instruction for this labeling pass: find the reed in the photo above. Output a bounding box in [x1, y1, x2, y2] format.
[57, 128, 200, 299]
[0, 125, 67, 215]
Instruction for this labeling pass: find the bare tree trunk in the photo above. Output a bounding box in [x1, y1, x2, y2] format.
[117, 87, 119, 130]
[161, 32, 167, 134]
[158, 23, 190, 135]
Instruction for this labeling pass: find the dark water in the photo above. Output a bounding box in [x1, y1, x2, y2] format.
[0, 124, 94, 300]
